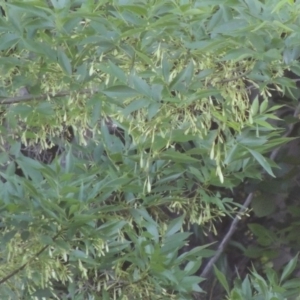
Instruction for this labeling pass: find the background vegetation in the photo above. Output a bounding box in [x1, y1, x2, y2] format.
[1, 0, 300, 299]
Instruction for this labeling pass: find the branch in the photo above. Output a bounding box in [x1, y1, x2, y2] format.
[216, 70, 251, 84]
[199, 102, 300, 280]
[200, 193, 253, 279]
[0, 89, 97, 105]
[0, 230, 62, 285]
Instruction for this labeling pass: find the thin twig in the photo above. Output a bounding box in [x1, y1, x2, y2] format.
[0, 230, 62, 285]
[216, 70, 251, 84]
[0, 89, 97, 105]
[200, 193, 253, 279]
[199, 102, 300, 280]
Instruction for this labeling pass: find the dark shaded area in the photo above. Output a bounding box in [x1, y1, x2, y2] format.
[15, 125, 74, 177]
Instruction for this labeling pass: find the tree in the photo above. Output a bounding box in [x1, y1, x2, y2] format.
[0, 0, 300, 299]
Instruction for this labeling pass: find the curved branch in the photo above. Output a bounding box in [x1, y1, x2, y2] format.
[200, 193, 253, 279]
[0, 89, 97, 105]
[216, 70, 251, 84]
[200, 102, 300, 280]
[0, 230, 62, 285]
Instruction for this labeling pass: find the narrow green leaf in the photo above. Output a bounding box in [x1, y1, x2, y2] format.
[222, 48, 255, 61]
[259, 98, 268, 113]
[280, 254, 299, 283]
[162, 233, 191, 254]
[131, 75, 152, 97]
[247, 148, 275, 177]
[50, 0, 70, 9]
[251, 96, 259, 116]
[165, 215, 184, 237]
[103, 85, 138, 98]
[122, 5, 148, 16]
[241, 275, 252, 298]
[160, 150, 199, 163]
[123, 98, 149, 116]
[6, 2, 53, 16]
[213, 265, 230, 294]
[184, 259, 202, 276]
[0, 33, 19, 51]
[22, 39, 56, 61]
[148, 102, 160, 120]
[108, 60, 127, 83]
[36, 102, 54, 116]
[161, 54, 170, 83]
[57, 50, 72, 75]
[170, 62, 194, 90]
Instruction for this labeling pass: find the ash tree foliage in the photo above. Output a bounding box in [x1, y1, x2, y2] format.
[1, 0, 300, 299]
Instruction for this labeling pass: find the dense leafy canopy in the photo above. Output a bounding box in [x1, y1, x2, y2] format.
[1, 0, 300, 299]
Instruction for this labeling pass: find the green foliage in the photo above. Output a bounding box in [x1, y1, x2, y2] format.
[216, 261, 300, 300]
[0, 0, 300, 299]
